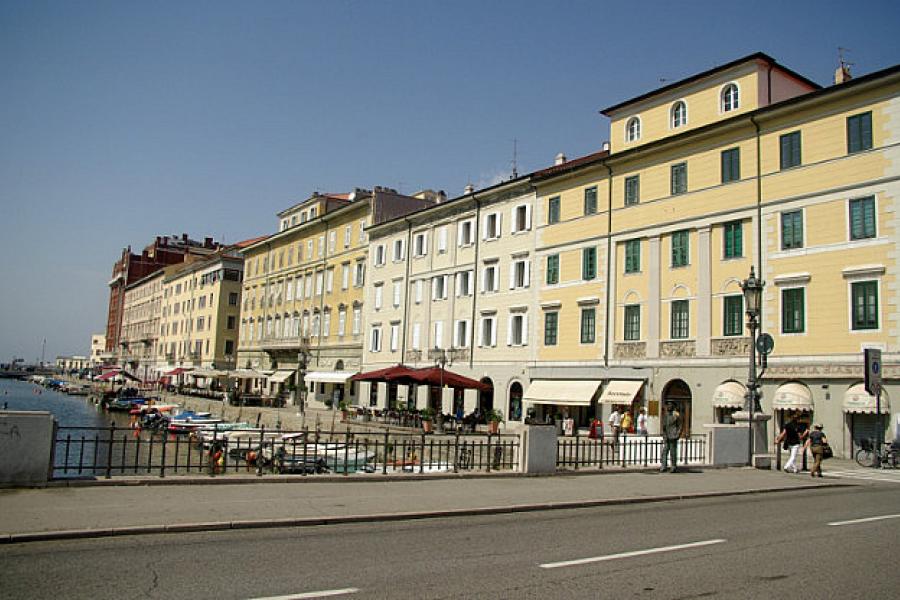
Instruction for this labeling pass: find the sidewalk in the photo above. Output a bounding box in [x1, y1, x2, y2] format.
[0, 466, 849, 544]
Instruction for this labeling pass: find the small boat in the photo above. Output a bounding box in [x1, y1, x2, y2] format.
[263, 439, 376, 474]
[166, 411, 224, 434]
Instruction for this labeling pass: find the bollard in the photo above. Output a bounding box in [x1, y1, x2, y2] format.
[106, 421, 115, 479]
[160, 431, 167, 478]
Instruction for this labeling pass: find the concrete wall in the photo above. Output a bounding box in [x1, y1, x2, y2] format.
[706, 423, 753, 466]
[0, 411, 55, 486]
[521, 424, 557, 474]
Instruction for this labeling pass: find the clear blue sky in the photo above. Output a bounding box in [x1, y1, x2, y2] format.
[1, 0, 898, 362]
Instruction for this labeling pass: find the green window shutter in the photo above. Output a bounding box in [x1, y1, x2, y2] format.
[546, 255, 559, 285]
[723, 221, 742, 258]
[671, 163, 687, 195]
[781, 211, 803, 250]
[625, 176, 640, 206]
[624, 305, 640, 341]
[723, 295, 743, 336]
[851, 281, 878, 330]
[671, 300, 689, 339]
[848, 112, 873, 154]
[548, 197, 560, 224]
[672, 230, 688, 266]
[582, 247, 596, 280]
[782, 288, 805, 334]
[625, 240, 640, 273]
[584, 187, 597, 215]
[721, 148, 740, 183]
[580, 308, 596, 343]
[544, 312, 559, 345]
[850, 197, 876, 240]
[780, 131, 801, 169]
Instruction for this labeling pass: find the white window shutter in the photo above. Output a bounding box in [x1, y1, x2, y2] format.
[524, 260, 531, 287]
[457, 223, 464, 246]
[491, 319, 497, 347]
[506, 315, 513, 346]
[510, 207, 518, 234]
[476, 318, 483, 347]
[480, 269, 487, 293]
[522, 313, 529, 345]
[423, 232, 429, 255]
[432, 278, 438, 300]
[455, 273, 461, 297]
[525, 204, 532, 230]
[482, 215, 489, 240]
[509, 263, 516, 289]
[496, 213, 502, 237]
[439, 227, 447, 252]
[413, 323, 420, 350]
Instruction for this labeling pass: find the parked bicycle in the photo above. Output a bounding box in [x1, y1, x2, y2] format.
[855, 438, 900, 468]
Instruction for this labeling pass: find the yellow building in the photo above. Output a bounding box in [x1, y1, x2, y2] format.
[530, 53, 899, 457]
[237, 188, 435, 407]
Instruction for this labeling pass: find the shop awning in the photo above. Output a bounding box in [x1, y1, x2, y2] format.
[267, 370, 296, 384]
[166, 367, 191, 376]
[189, 368, 228, 378]
[229, 369, 264, 379]
[712, 381, 747, 409]
[95, 370, 120, 381]
[305, 371, 356, 384]
[598, 380, 644, 405]
[772, 382, 813, 412]
[524, 380, 601, 406]
[842, 383, 891, 414]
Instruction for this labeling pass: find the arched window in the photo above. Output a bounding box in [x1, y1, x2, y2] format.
[721, 83, 739, 113]
[625, 117, 641, 142]
[671, 101, 687, 128]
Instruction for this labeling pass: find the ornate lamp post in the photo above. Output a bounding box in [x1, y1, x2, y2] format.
[296, 337, 310, 419]
[740, 267, 765, 467]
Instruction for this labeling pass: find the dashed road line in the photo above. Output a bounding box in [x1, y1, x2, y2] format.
[248, 588, 360, 600]
[539, 539, 726, 569]
[828, 513, 900, 527]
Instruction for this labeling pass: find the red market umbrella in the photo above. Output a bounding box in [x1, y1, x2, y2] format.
[403, 367, 491, 391]
[350, 364, 418, 383]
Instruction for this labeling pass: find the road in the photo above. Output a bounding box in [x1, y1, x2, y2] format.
[1, 484, 898, 599]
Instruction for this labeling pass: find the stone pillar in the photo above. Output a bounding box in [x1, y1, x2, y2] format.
[520, 424, 557, 474]
[0, 411, 56, 486]
[731, 410, 773, 468]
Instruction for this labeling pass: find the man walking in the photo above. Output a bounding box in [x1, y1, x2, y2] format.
[636, 408, 648, 435]
[776, 413, 803, 473]
[608, 406, 622, 447]
[661, 401, 682, 473]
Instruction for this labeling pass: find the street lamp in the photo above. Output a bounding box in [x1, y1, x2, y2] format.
[296, 338, 310, 419]
[740, 266, 765, 467]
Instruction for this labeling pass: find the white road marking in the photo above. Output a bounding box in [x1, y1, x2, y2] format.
[824, 470, 900, 484]
[828, 514, 900, 527]
[248, 589, 359, 600]
[539, 539, 726, 569]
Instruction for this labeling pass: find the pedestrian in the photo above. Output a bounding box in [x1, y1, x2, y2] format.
[776, 413, 803, 473]
[661, 401, 682, 473]
[609, 406, 622, 445]
[621, 410, 633, 434]
[636, 408, 648, 435]
[804, 423, 827, 478]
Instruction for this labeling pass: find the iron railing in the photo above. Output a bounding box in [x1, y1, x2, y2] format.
[53, 423, 519, 479]
[557, 433, 708, 470]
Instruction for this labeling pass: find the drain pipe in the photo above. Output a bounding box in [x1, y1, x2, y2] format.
[469, 192, 481, 369]
[603, 162, 613, 368]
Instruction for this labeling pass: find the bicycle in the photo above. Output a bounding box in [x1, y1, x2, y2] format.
[855, 438, 900, 468]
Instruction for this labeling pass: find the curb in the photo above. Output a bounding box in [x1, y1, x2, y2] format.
[0, 481, 851, 545]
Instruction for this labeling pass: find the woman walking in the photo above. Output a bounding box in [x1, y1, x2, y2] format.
[804, 423, 827, 478]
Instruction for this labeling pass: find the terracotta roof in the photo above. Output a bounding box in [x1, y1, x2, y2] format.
[233, 235, 269, 249]
[320, 193, 351, 201]
[532, 150, 609, 181]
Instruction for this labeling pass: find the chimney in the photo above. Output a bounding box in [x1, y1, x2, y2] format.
[602, 141, 610, 152]
[464, 183, 475, 195]
[555, 152, 566, 166]
[437, 190, 447, 204]
[834, 65, 852, 84]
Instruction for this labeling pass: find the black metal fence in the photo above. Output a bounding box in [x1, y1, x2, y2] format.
[53, 424, 520, 479]
[557, 433, 708, 470]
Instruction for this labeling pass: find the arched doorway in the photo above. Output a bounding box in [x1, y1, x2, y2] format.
[479, 378, 494, 413]
[508, 381, 523, 421]
[662, 379, 692, 436]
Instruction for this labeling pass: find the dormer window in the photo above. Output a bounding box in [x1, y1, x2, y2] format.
[671, 101, 687, 129]
[721, 83, 739, 113]
[625, 117, 641, 142]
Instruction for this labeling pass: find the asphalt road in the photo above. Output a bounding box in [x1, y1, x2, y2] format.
[1, 484, 898, 599]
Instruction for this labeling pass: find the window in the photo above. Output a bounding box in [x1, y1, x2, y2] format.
[624, 239, 640, 274]
[483, 264, 499, 292]
[415, 280, 423, 303]
[322, 311, 331, 338]
[624, 305, 640, 341]
[344, 225, 351, 248]
[582, 247, 597, 280]
[306, 240, 313, 260]
[285, 280, 293, 302]
[433, 321, 444, 349]
[392, 281, 402, 307]
[510, 258, 530, 289]
[624, 175, 640, 206]
[584, 186, 598, 215]
[432, 275, 448, 300]
[226, 315, 236, 330]
[671, 101, 687, 128]
[352, 307, 361, 335]
[342, 264, 350, 290]
[782, 288, 805, 334]
[544, 312, 558, 346]
[317, 235, 324, 257]
[454, 320, 469, 347]
[847, 111, 873, 154]
[723, 221, 742, 259]
[671, 230, 689, 267]
[721, 148, 740, 183]
[670, 300, 689, 339]
[224, 340, 234, 355]
[721, 83, 739, 112]
[548, 196, 560, 224]
[437, 226, 448, 253]
[411, 323, 421, 350]
[671, 162, 687, 195]
[458, 219, 474, 246]
[723, 295, 743, 336]
[328, 231, 336, 253]
[315, 271, 324, 295]
[851, 281, 878, 330]
[511, 204, 531, 233]
[392, 239, 405, 262]
[374, 245, 386, 266]
[374, 284, 383, 310]
[325, 268, 334, 293]
[414, 232, 428, 256]
[338, 309, 346, 336]
[508, 313, 527, 346]
[354, 261, 365, 287]
[780, 131, 801, 169]
[546, 254, 559, 285]
[580, 308, 596, 344]
[456, 271, 473, 296]
[781, 210, 803, 250]
[849, 196, 876, 240]
[625, 116, 641, 142]
[390, 324, 399, 352]
[196, 317, 205, 332]
[480, 316, 497, 347]
[359, 219, 366, 243]
[484, 213, 501, 240]
[309, 207, 317, 219]
[369, 326, 382, 352]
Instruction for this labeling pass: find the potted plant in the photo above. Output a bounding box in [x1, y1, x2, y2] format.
[420, 407, 435, 434]
[487, 409, 503, 434]
[338, 400, 349, 421]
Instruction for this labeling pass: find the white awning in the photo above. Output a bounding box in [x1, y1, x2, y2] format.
[305, 371, 356, 384]
[712, 381, 747, 409]
[524, 380, 601, 406]
[189, 368, 228, 378]
[229, 369, 264, 379]
[267, 370, 296, 384]
[842, 383, 891, 414]
[598, 380, 644, 405]
[772, 382, 813, 412]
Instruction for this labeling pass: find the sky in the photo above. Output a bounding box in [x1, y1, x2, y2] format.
[1, 0, 899, 363]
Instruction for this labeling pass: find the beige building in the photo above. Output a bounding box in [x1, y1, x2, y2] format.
[90, 334, 108, 367]
[237, 188, 435, 407]
[120, 268, 167, 381]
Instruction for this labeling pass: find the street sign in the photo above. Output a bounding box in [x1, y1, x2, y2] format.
[864, 348, 882, 396]
[756, 333, 774, 356]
